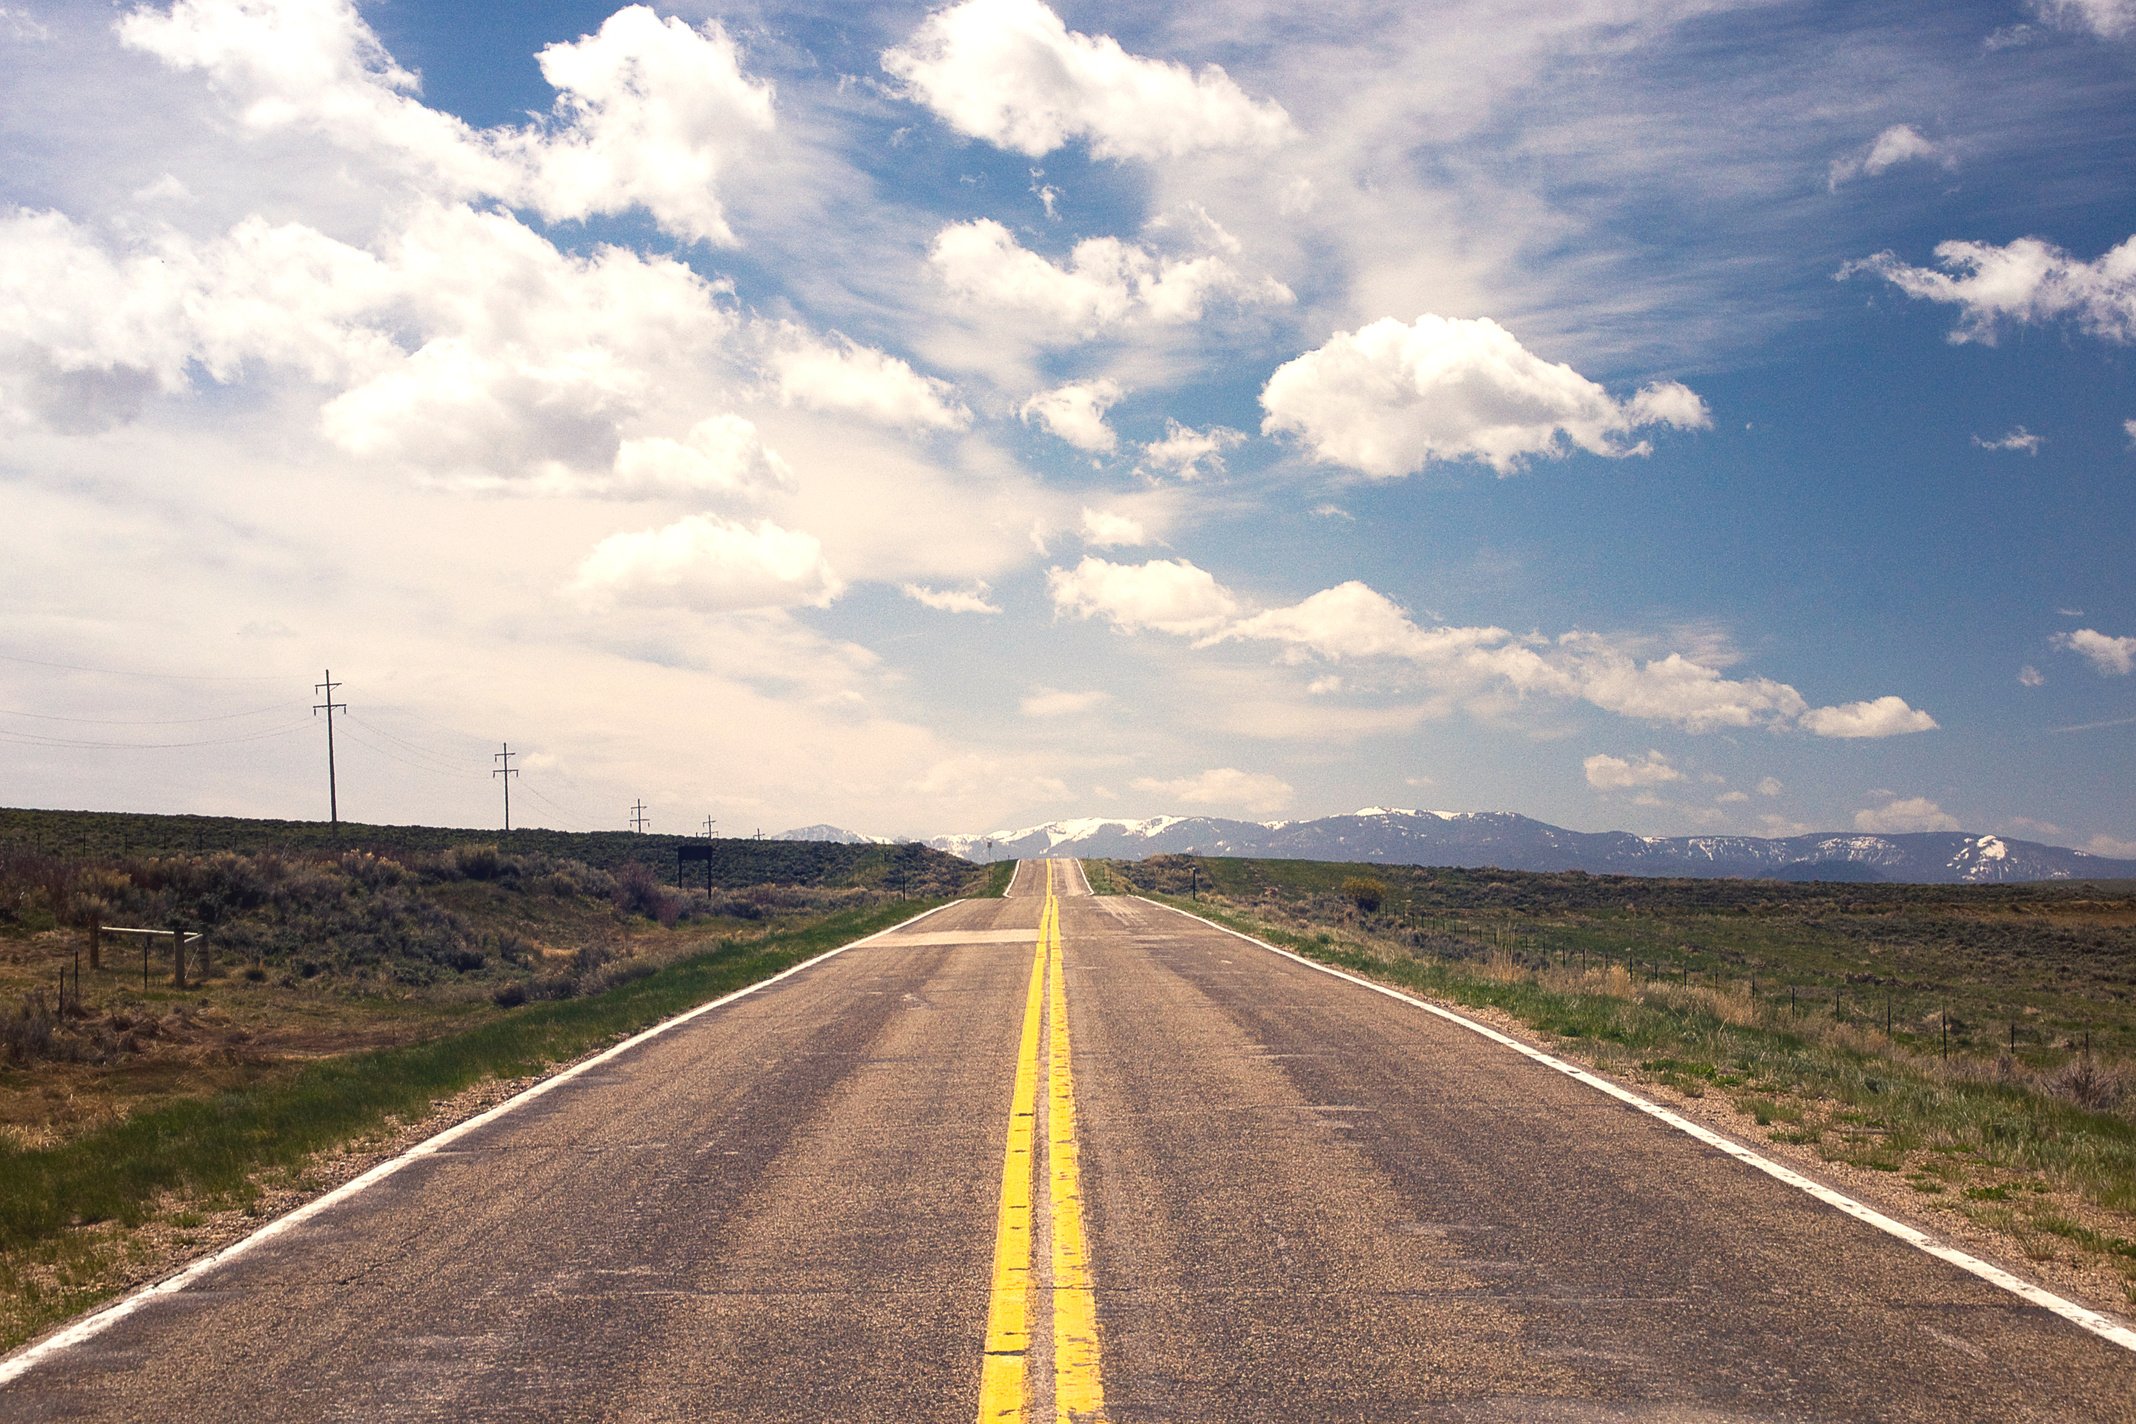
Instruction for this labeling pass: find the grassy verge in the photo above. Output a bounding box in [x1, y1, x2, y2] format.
[979, 861, 1016, 897]
[1081, 860, 1121, 895]
[1130, 883, 2136, 1309]
[0, 896, 945, 1350]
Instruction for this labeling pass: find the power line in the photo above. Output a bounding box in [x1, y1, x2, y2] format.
[0, 721, 310, 751]
[519, 782, 600, 833]
[0, 701, 299, 726]
[0, 650, 287, 683]
[342, 715, 482, 777]
[333, 725, 483, 781]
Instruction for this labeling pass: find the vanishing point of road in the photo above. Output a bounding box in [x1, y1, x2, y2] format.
[5, 860, 2133, 1421]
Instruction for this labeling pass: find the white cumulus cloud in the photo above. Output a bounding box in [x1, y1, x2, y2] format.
[766, 328, 970, 431]
[1020, 378, 1122, 452]
[608, 415, 791, 499]
[1798, 695, 1941, 739]
[2057, 627, 2136, 674]
[1047, 556, 1239, 636]
[1195, 578, 1933, 738]
[1079, 507, 1148, 547]
[573, 514, 842, 611]
[902, 581, 1002, 614]
[929, 218, 1290, 339]
[1845, 235, 2136, 344]
[881, 0, 1293, 161]
[1584, 750, 1683, 790]
[1854, 795, 1961, 833]
[1259, 315, 1709, 478]
[1130, 767, 1293, 816]
[122, 1, 775, 246]
[1138, 420, 1245, 480]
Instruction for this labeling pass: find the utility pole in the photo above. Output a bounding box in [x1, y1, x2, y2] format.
[702, 815, 717, 838]
[630, 800, 651, 834]
[493, 743, 519, 832]
[313, 670, 346, 826]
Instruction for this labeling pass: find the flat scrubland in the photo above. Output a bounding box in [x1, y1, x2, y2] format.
[1098, 854, 2136, 1310]
[0, 807, 991, 1350]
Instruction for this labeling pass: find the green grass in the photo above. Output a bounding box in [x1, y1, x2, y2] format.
[0, 896, 943, 1346]
[1109, 854, 2136, 1062]
[979, 861, 1016, 897]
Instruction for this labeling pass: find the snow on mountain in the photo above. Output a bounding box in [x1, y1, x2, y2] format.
[772, 824, 892, 845]
[924, 810, 2136, 885]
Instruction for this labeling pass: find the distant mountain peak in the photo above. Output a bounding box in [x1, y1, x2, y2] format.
[924, 809, 2135, 885]
[772, 824, 892, 845]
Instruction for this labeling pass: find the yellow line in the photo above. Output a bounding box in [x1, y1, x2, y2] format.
[1046, 868, 1108, 1423]
[977, 866, 1051, 1423]
[977, 861, 1109, 1422]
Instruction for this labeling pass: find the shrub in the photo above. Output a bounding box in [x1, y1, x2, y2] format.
[442, 843, 509, 882]
[611, 861, 678, 924]
[2044, 1056, 2127, 1113]
[1342, 876, 1387, 914]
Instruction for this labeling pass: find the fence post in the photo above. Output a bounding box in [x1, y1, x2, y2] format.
[171, 920, 187, 990]
[89, 922, 101, 972]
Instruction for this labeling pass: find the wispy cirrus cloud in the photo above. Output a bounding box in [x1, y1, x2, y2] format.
[1827, 124, 1951, 190]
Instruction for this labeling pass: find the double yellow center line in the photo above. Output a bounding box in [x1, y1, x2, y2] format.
[978, 861, 1107, 1423]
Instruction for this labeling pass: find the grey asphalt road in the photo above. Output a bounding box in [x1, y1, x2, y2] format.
[5, 860, 2133, 1421]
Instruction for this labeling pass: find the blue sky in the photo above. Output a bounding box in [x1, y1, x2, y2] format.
[0, 0, 2130, 848]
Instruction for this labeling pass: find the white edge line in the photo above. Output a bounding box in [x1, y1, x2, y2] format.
[0, 898, 966, 1388]
[1135, 896, 2136, 1356]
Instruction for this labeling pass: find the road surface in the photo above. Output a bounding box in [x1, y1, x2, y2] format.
[5, 859, 2133, 1421]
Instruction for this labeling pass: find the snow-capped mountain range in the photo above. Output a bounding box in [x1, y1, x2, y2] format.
[903, 808, 2136, 884]
[772, 824, 893, 845]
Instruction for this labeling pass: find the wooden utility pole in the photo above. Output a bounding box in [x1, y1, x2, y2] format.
[629, 800, 651, 834]
[313, 671, 347, 826]
[493, 743, 519, 832]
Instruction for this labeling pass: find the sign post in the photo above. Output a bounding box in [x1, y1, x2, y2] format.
[678, 842, 714, 893]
